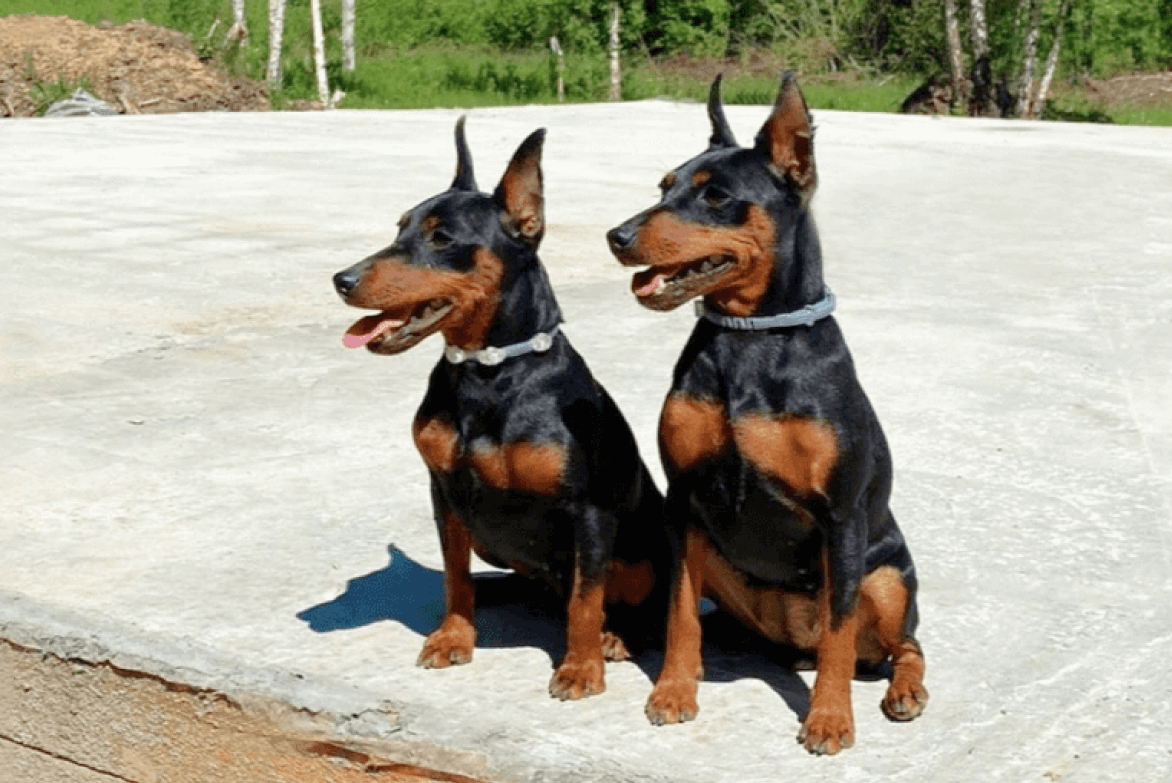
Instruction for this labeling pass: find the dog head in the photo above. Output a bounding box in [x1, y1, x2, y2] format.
[606, 74, 819, 317]
[334, 118, 547, 354]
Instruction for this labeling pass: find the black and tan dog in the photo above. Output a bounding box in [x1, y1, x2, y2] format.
[333, 120, 666, 700]
[606, 75, 928, 753]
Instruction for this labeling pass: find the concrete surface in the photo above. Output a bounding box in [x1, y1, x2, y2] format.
[2, 102, 1171, 782]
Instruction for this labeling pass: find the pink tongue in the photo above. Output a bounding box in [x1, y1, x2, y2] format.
[343, 315, 405, 349]
[636, 274, 666, 298]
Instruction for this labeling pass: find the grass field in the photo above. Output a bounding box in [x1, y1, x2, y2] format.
[4, 0, 1169, 124]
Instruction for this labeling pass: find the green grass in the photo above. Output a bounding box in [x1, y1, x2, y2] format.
[622, 67, 922, 112]
[317, 45, 610, 109]
[321, 46, 920, 114]
[1102, 105, 1172, 126]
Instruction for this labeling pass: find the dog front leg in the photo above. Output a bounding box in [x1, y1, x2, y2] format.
[646, 524, 705, 724]
[417, 505, 476, 669]
[549, 559, 608, 700]
[799, 512, 867, 754]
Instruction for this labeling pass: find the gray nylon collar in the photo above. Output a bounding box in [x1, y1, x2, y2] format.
[695, 288, 835, 331]
[444, 324, 560, 366]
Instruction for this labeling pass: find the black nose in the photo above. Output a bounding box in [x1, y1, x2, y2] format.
[333, 269, 359, 297]
[607, 224, 637, 253]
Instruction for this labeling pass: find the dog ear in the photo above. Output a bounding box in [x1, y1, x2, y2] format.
[450, 116, 478, 192]
[755, 73, 817, 205]
[707, 74, 738, 149]
[495, 128, 545, 245]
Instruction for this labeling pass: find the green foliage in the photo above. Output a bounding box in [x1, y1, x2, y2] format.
[1064, 0, 1168, 75]
[844, 0, 948, 72]
[354, 0, 488, 50]
[649, 0, 732, 57]
[482, 0, 646, 53]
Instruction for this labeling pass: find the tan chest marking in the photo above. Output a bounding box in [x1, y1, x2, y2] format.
[660, 393, 731, 472]
[468, 441, 566, 496]
[414, 417, 565, 496]
[732, 414, 837, 496]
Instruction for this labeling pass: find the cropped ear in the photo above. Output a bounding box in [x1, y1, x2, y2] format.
[707, 74, 738, 149]
[495, 128, 545, 245]
[450, 116, 478, 192]
[755, 73, 817, 205]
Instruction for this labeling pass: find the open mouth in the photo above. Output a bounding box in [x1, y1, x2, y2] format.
[343, 299, 454, 353]
[631, 255, 736, 310]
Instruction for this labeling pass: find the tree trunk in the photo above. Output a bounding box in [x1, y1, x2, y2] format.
[943, 0, 965, 106]
[1016, 0, 1043, 116]
[1031, 0, 1071, 119]
[267, 0, 285, 87]
[310, 0, 330, 105]
[228, 0, 249, 44]
[550, 36, 565, 103]
[342, 0, 356, 72]
[970, 0, 990, 61]
[608, 3, 621, 102]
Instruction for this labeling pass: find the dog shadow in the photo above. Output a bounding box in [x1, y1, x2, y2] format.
[297, 544, 567, 660]
[297, 544, 868, 720]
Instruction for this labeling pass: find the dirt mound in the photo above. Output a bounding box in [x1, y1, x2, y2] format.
[1085, 70, 1172, 106]
[0, 15, 267, 117]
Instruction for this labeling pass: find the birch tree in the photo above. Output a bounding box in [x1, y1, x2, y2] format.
[943, 0, 965, 102]
[228, 0, 249, 44]
[1015, 0, 1044, 116]
[608, 3, 621, 101]
[342, 0, 356, 72]
[309, 0, 330, 105]
[969, 0, 990, 62]
[1029, 0, 1072, 118]
[267, 0, 286, 87]
[550, 36, 565, 102]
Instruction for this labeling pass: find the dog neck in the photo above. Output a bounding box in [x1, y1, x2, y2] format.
[745, 208, 826, 318]
[456, 255, 563, 362]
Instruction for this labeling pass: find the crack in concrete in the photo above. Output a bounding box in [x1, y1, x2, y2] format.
[0, 731, 139, 783]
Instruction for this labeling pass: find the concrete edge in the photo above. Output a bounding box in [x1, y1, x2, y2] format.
[0, 588, 509, 781]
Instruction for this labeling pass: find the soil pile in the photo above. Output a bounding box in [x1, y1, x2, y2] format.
[0, 15, 267, 117]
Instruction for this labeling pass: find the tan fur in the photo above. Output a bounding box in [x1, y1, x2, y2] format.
[660, 393, 730, 472]
[732, 414, 837, 497]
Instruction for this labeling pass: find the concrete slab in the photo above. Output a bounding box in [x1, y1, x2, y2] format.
[2, 102, 1171, 782]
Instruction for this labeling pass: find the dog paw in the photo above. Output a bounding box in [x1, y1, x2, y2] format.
[601, 630, 631, 662]
[549, 656, 605, 700]
[416, 626, 474, 669]
[645, 678, 699, 725]
[881, 680, 929, 721]
[798, 706, 855, 755]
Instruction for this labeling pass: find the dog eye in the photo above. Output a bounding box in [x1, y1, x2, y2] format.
[430, 229, 454, 249]
[703, 187, 731, 209]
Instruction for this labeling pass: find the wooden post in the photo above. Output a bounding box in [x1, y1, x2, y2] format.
[310, 0, 330, 106]
[266, 0, 285, 87]
[608, 3, 621, 102]
[550, 36, 565, 103]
